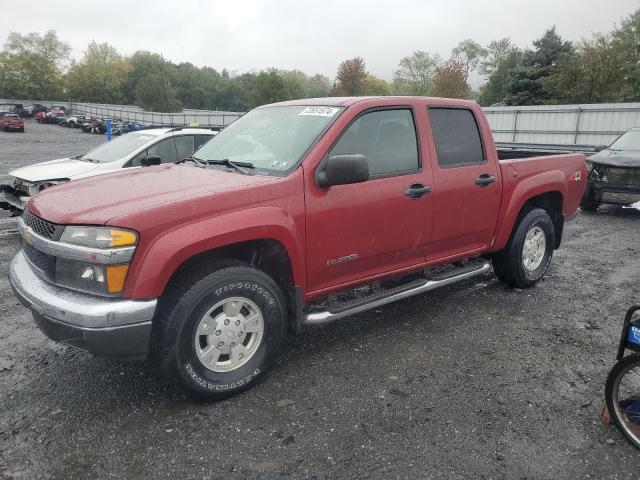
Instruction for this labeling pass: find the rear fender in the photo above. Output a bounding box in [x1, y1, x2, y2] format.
[492, 170, 567, 252]
[123, 207, 304, 298]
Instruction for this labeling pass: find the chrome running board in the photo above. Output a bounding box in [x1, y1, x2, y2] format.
[302, 260, 491, 326]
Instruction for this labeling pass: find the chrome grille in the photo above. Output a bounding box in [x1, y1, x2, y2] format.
[22, 209, 58, 240]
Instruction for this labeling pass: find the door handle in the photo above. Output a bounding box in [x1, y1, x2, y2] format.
[404, 183, 432, 199]
[474, 174, 496, 188]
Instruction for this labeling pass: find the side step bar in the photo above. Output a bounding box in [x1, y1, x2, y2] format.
[302, 260, 491, 326]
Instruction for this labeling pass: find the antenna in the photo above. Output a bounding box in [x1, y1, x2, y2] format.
[160, 69, 180, 162]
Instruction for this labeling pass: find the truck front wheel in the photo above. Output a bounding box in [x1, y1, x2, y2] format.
[154, 264, 287, 400]
[492, 208, 555, 289]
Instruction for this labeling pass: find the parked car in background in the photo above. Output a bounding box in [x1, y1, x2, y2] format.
[112, 121, 147, 135]
[37, 109, 66, 124]
[22, 104, 47, 118]
[0, 113, 25, 132]
[7, 97, 587, 399]
[0, 104, 15, 115]
[0, 127, 216, 213]
[62, 114, 90, 128]
[582, 127, 640, 211]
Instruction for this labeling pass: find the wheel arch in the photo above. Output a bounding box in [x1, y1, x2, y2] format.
[493, 184, 566, 252]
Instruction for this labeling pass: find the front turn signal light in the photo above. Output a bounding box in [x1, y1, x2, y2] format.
[110, 229, 138, 247]
[106, 264, 130, 294]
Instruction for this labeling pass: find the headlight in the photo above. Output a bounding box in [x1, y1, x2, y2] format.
[60, 226, 138, 248]
[28, 179, 69, 196]
[55, 226, 138, 295]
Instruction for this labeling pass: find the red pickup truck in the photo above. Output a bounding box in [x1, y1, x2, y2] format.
[9, 97, 587, 399]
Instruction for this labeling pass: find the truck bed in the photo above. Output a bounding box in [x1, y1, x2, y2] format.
[497, 142, 600, 160]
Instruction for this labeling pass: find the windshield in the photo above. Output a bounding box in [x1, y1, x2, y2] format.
[194, 105, 344, 174]
[609, 129, 640, 151]
[81, 132, 158, 163]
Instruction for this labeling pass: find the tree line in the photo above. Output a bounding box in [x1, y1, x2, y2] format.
[0, 8, 638, 111]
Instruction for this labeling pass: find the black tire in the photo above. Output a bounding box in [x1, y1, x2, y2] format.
[153, 263, 287, 400]
[580, 183, 600, 212]
[605, 353, 640, 449]
[492, 208, 555, 289]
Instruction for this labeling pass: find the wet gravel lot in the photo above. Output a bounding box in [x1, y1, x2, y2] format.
[1, 122, 640, 479]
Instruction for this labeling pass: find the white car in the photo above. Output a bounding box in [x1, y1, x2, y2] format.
[1, 127, 216, 212]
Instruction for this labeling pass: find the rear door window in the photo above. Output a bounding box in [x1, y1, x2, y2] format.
[172, 135, 196, 160]
[194, 134, 213, 149]
[147, 138, 180, 164]
[428, 108, 485, 168]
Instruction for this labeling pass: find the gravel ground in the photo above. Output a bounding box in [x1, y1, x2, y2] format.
[1, 123, 640, 479]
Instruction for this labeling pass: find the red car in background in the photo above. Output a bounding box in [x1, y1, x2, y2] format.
[36, 108, 66, 124]
[0, 113, 25, 132]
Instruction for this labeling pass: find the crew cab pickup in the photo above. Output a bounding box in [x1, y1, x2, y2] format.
[9, 97, 587, 399]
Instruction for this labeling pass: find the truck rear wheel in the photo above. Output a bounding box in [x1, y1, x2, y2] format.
[492, 208, 555, 289]
[153, 264, 287, 400]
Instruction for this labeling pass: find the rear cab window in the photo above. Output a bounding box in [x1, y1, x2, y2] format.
[428, 107, 485, 168]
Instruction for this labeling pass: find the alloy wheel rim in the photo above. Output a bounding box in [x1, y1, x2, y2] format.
[522, 226, 546, 272]
[193, 296, 264, 373]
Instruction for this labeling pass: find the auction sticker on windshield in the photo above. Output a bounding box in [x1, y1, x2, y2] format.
[299, 106, 340, 117]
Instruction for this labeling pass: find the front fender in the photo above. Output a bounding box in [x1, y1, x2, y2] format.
[123, 206, 305, 298]
[491, 170, 567, 252]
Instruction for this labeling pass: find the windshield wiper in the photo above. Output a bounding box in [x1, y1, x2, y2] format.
[176, 155, 206, 168]
[205, 158, 254, 175]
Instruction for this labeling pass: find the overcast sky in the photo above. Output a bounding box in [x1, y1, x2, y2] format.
[2, 0, 638, 86]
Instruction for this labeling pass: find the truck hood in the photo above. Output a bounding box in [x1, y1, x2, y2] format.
[10, 157, 100, 182]
[589, 149, 640, 168]
[29, 164, 276, 225]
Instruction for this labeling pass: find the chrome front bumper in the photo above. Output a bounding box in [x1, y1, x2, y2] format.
[9, 250, 158, 358]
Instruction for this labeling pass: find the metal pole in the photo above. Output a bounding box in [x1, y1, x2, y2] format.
[512, 109, 519, 143]
[573, 107, 582, 145]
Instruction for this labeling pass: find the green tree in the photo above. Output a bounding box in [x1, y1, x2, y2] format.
[427, 59, 469, 99]
[541, 35, 630, 103]
[611, 8, 640, 100]
[250, 69, 287, 107]
[452, 39, 487, 82]
[65, 41, 130, 103]
[307, 74, 332, 97]
[0, 30, 70, 99]
[135, 72, 180, 112]
[478, 47, 523, 105]
[393, 51, 440, 95]
[279, 69, 308, 100]
[331, 57, 367, 96]
[504, 27, 573, 105]
[479, 38, 517, 77]
[123, 51, 173, 104]
[363, 75, 390, 95]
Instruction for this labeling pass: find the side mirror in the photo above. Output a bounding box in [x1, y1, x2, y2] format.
[594, 145, 608, 152]
[141, 155, 161, 167]
[316, 154, 370, 188]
